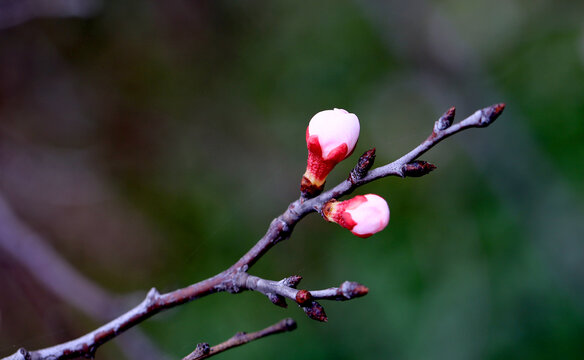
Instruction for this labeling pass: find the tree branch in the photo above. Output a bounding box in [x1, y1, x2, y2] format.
[1, 103, 505, 360]
[182, 318, 297, 360]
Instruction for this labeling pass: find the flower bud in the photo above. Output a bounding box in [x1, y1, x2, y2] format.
[300, 108, 360, 198]
[322, 194, 390, 238]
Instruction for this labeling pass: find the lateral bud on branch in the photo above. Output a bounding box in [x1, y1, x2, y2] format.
[146, 287, 161, 306]
[267, 293, 288, 308]
[4, 349, 29, 360]
[302, 301, 328, 322]
[191, 343, 210, 357]
[281, 275, 303, 288]
[434, 106, 456, 132]
[402, 160, 437, 177]
[349, 148, 376, 183]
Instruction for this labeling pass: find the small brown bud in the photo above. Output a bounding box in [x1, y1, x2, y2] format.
[349, 148, 376, 182]
[295, 289, 312, 306]
[402, 161, 437, 177]
[267, 293, 288, 308]
[303, 301, 328, 322]
[282, 275, 303, 288]
[434, 106, 456, 132]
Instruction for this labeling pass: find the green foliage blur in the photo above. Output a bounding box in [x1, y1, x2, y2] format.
[1, 0, 583, 359]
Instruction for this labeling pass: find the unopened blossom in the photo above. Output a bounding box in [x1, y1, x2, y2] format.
[322, 194, 390, 238]
[300, 108, 360, 198]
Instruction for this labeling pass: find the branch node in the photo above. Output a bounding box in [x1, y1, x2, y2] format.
[192, 343, 210, 357]
[349, 148, 376, 183]
[146, 287, 160, 303]
[14, 349, 30, 360]
[267, 293, 288, 308]
[402, 161, 437, 178]
[295, 289, 312, 306]
[226, 271, 249, 294]
[271, 218, 292, 244]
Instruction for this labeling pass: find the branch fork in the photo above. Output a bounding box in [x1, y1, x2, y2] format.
[233, 272, 369, 322]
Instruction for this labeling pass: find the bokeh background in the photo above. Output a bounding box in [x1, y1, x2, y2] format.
[1, 0, 583, 359]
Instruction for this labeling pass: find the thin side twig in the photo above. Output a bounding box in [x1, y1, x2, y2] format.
[234, 273, 369, 322]
[236, 273, 368, 303]
[182, 318, 297, 360]
[1, 103, 505, 360]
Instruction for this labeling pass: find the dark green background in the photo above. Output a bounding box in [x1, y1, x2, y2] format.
[1, 0, 583, 359]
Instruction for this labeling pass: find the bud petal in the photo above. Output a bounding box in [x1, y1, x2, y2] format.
[301, 108, 360, 198]
[308, 108, 360, 159]
[323, 194, 390, 238]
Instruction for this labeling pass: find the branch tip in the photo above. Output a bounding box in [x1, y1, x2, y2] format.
[402, 161, 437, 177]
[478, 103, 506, 127]
[281, 318, 298, 331]
[183, 318, 297, 360]
[340, 281, 369, 299]
[300, 176, 324, 200]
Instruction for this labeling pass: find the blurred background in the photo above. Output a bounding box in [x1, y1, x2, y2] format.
[1, 0, 583, 359]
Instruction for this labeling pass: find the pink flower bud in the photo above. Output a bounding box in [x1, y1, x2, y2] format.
[322, 194, 390, 238]
[300, 108, 360, 198]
